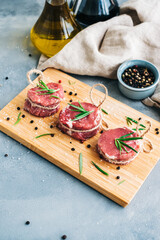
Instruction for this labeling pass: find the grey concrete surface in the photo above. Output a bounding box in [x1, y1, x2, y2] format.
[0, 0, 159, 239]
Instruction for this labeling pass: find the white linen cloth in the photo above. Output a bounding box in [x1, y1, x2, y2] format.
[38, 0, 160, 108]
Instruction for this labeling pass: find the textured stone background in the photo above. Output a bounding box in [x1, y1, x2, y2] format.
[0, 1, 159, 239]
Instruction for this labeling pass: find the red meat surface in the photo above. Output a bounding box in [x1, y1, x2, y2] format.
[27, 83, 64, 107]
[24, 99, 60, 117]
[97, 127, 141, 165]
[24, 82, 63, 117]
[58, 102, 102, 141]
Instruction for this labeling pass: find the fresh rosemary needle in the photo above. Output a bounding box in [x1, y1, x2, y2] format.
[14, 112, 22, 125]
[101, 108, 108, 115]
[35, 133, 54, 139]
[79, 153, 83, 175]
[91, 161, 109, 176]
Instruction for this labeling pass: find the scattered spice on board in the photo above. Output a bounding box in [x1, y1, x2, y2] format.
[4, 154, 8, 157]
[22, 114, 25, 118]
[6, 117, 10, 121]
[87, 144, 91, 148]
[116, 166, 120, 170]
[116, 176, 120, 179]
[34, 127, 38, 130]
[17, 107, 20, 110]
[5, 77, 8, 80]
[30, 120, 34, 124]
[69, 91, 73, 95]
[122, 65, 155, 88]
[28, 53, 32, 57]
[71, 148, 75, 151]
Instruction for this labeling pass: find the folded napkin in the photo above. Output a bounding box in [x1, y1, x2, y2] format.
[38, 0, 160, 108]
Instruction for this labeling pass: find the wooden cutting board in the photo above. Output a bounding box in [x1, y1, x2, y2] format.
[0, 68, 159, 207]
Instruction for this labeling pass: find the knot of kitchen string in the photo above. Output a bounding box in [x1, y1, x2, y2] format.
[136, 119, 153, 153]
[27, 69, 44, 87]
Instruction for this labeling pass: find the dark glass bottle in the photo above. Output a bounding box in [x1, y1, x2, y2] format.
[72, 0, 119, 27]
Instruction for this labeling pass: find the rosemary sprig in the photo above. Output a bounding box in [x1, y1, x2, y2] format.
[101, 108, 108, 115]
[115, 134, 143, 154]
[118, 180, 126, 185]
[91, 161, 109, 176]
[14, 112, 22, 125]
[35, 133, 54, 139]
[36, 80, 59, 97]
[68, 102, 93, 121]
[126, 116, 146, 129]
[79, 153, 83, 175]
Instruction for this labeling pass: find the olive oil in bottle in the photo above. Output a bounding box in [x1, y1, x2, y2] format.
[30, 0, 81, 57]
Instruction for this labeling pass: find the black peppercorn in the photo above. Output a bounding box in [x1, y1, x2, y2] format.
[80, 140, 83, 144]
[25, 221, 30, 225]
[69, 92, 72, 95]
[4, 154, 8, 157]
[6, 117, 10, 121]
[28, 54, 32, 57]
[71, 148, 75, 151]
[5, 77, 8, 80]
[74, 93, 77, 96]
[100, 130, 103, 134]
[35, 127, 38, 130]
[116, 176, 120, 179]
[50, 125, 53, 129]
[138, 117, 142, 121]
[156, 131, 159, 135]
[116, 166, 120, 170]
[64, 90, 66, 93]
[155, 128, 159, 131]
[17, 107, 20, 110]
[61, 235, 67, 239]
[30, 120, 34, 124]
[70, 142, 72, 144]
[69, 99, 72, 102]
[51, 134, 54, 137]
[87, 144, 91, 148]
[22, 114, 25, 118]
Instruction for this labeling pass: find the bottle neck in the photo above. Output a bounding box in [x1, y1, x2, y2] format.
[47, 0, 66, 6]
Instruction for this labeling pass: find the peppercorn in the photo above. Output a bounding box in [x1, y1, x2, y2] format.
[138, 117, 142, 121]
[61, 235, 67, 239]
[100, 130, 103, 134]
[87, 144, 91, 148]
[155, 128, 159, 131]
[22, 114, 25, 118]
[51, 134, 54, 137]
[116, 176, 120, 179]
[6, 117, 10, 121]
[156, 131, 159, 135]
[116, 166, 120, 170]
[5, 77, 8, 80]
[17, 107, 20, 110]
[50, 125, 53, 129]
[69, 91, 72, 95]
[69, 99, 72, 102]
[74, 93, 77, 96]
[25, 221, 30, 225]
[71, 148, 75, 151]
[30, 120, 34, 124]
[64, 90, 66, 93]
[4, 154, 8, 157]
[70, 142, 72, 144]
[35, 127, 38, 130]
[80, 140, 83, 144]
[28, 54, 32, 57]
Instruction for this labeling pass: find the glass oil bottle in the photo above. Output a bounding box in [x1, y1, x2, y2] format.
[30, 0, 81, 57]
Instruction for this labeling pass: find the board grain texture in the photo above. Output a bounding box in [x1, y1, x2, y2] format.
[0, 69, 159, 207]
